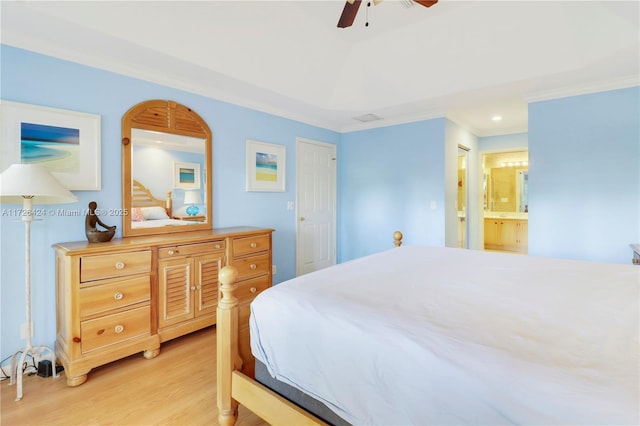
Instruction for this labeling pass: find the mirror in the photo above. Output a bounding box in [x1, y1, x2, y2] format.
[483, 151, 528, 214]
[122, 100, 212, 237]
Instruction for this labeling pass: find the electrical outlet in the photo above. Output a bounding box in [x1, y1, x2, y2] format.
[272, 264, 277, 274]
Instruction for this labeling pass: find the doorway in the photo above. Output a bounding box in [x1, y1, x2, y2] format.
[482, 150, 529, 253]
[457, 146, 469, 248]
[295, 138, 337, 276]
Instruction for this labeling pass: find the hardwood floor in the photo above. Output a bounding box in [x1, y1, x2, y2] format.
[1, 326, 267, 426]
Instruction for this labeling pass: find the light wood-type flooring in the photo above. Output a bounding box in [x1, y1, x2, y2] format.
[1, 326, 267, 426]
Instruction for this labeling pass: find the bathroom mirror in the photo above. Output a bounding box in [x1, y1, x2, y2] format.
[122, 100, 212, 237]
[483, 151, 528, 213]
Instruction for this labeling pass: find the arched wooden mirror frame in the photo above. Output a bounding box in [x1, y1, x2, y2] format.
[122, 100, 212, 237]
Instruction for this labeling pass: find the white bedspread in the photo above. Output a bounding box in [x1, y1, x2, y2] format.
[250, 246, 639, 425]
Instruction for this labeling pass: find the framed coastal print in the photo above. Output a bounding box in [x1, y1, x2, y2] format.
[245, 140, 286, 192]
[173, 161, 201, 190]
[0, 100, 101, 190]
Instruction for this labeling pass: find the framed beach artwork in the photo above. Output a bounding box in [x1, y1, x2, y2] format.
[0, 100, 101, 190]
[173, 161, 201, 190]
[246, 140, 285, 192]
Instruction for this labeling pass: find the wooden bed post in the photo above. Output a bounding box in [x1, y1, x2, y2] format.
[166, 190, 172, 217]
[394, 231, 403, 247]
[217, 266, 240, 426]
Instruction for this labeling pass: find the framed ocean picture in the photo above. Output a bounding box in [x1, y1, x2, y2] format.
[0, 100, 101, 190]
[173, 161, 201, 190]
[245, 140, 285, 192]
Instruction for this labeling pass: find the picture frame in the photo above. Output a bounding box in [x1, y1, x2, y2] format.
[246, 140, 286, 192]
[0, 100, 101, 190]
[173, 161, 201, 190]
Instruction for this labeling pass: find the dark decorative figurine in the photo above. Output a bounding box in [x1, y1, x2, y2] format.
[85, 201, 116, 243]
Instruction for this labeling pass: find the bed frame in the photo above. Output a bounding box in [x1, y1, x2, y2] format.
[216, 231, 404, 425]
[132, 179, 173, 217]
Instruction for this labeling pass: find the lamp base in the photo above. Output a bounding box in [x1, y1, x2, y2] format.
[10, 344, 59, 401]
[186, 205, 199, 216]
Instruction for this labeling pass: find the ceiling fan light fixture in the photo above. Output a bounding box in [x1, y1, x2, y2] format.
[414, 0, 439, 7]
[353, 113, 383, 122]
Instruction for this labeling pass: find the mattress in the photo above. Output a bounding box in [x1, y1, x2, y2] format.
[250, 246, 639, 425]
[255, 359, 350, 426]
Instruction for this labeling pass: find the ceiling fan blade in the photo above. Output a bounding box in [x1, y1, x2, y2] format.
[337, 0, 362, 28]
[414, 0, 438, 7]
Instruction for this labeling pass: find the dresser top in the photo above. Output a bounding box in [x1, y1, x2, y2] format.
[53, 226, 274, 255]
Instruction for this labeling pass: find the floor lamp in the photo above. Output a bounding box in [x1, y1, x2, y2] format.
[0, 164, 77, 401]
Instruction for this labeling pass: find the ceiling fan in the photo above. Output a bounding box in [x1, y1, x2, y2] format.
[338, 0, 438, 28]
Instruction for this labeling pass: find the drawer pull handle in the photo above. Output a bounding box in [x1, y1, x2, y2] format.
[250, 242, 257, 248]
[168, 249, 176, 255]
[114, 325, 124, 334]
[250, 264, 257, 270]
[115, 261, 125, 270]
[250, 287, 257, 293]
[114, 292, 124, 300]
[214, 244, 222, 249]
[191, 286, 197, 291]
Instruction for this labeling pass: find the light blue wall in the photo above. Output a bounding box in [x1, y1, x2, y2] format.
[528, 87, 640, 263]
[2, 44, 638, 365]
[479, 133, 528, 153]
[339, 119, 446, 261]
[0, 45, 339, 359]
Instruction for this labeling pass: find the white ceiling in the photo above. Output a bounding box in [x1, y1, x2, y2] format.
[2, 0, 638, 136]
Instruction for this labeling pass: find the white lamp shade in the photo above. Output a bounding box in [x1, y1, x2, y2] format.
[183, 190, 202, 205]
[0, 164, 77, 204]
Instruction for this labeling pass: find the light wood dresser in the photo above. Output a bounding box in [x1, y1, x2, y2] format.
[53, 227, 273, 386]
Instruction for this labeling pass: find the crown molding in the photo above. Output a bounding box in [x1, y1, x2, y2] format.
[525, 75, 639, 103]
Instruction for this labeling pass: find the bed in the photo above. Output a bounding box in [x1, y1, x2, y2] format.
[216, 233, 639, 425]
[130, 179, 200, 228]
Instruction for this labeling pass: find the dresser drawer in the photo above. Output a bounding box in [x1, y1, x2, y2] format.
[235, 276, 270, 304]
[81, 306, 150, 353]
[158, 241, 225, 259]
[81, 251, 151, 282]
[233, 253, 270, 280]
[232, 234, 270, 257]
[79, 275, 150, 318]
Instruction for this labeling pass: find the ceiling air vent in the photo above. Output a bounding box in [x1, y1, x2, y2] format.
[353, 113, 383, 123]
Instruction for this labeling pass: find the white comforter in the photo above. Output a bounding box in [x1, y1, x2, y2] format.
[250, 246, 639, 425]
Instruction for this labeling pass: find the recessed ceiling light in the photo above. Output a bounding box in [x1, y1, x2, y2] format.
[491, 115, 503, 122]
